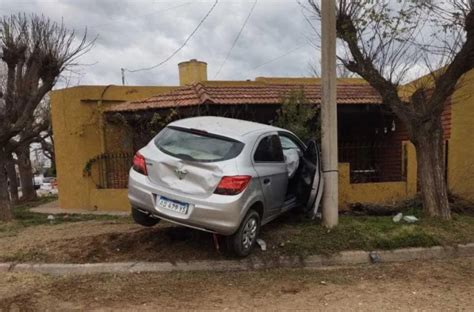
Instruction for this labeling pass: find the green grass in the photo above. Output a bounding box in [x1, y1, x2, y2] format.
[275, 213, 474, 256]
[0, 196, 128, 235]
[2, 196, 474, 258]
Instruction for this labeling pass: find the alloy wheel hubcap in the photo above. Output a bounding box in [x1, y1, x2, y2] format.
[242, 217, 257, 250]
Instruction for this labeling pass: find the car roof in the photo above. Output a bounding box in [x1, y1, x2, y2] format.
[168, 116, 286, 140]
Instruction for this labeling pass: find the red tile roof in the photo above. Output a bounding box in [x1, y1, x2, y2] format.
[106, 82, 382, 113]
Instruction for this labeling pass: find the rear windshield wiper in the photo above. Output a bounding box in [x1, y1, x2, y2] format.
[173, 153, 197, 161]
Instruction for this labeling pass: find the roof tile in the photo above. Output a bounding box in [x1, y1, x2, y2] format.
[106, 82, 382, 113]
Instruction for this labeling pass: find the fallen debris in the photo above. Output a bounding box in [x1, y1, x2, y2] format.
[256, 239, 267, 251]
[47, 215, 55, 224]
[392, 213, 403, 223]
[403, 215, 419, 223]
[369, 252, 381, 263]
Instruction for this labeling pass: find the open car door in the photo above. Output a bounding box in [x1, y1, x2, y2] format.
[297, 140, 324, 219]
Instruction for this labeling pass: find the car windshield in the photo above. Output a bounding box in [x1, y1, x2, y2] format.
[155, 126, 244, 162]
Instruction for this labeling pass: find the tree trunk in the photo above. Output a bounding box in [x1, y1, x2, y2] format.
[412, 119, 450, 219]
[0, 148, 13, 221]
[17, 146, 37, 201]
[6, 154, 19, 203]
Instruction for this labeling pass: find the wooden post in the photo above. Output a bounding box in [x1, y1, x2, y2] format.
[321, 0, 338, 227]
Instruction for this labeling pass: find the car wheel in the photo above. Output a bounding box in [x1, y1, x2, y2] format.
[227, 209, 260, 257]
[131, 207, 160, 227]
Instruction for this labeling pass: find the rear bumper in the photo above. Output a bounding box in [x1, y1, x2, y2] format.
[128, 169, 256, 235]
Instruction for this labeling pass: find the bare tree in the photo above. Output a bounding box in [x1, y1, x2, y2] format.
[5, 155, 18, 203]
[40, 135, 55, 168]
[1, 61, 53, 201]
[308, 0, 474, 219]
[37, 99, 55, 174]
[12, 98, 52, 201]
[0, 14, 93, 221]
[308, 58, 358, 78]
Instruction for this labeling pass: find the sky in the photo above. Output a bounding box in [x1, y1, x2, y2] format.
[0, 0, 321, 88]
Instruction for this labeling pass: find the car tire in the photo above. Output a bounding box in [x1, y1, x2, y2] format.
[131, 207, 160, 227]
[226, 209, 260, 258]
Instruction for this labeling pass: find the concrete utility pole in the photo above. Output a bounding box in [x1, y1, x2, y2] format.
[320, 0, 338, 227]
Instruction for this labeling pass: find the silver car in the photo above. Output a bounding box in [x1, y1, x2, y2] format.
[128, 116, 323, 257]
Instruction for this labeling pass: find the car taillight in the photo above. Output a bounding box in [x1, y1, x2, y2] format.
[214, 176, 251, 195]
[132, 152, 148, 175]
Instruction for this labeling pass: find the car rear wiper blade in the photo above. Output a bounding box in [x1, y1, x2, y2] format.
[174, 153, 197, 161]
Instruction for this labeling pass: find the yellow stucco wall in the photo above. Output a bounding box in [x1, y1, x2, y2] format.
[50, 85, 178, 211]
[338, 149, 417, 209]
[404, 141, 418, 196]
[400, 68, 474, 201]
[178, 59, 208, 86]
[254, 77, 369, 85]
[447, 70, 474, 201]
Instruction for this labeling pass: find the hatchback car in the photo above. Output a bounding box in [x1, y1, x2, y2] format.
[128, 116, 323, 257]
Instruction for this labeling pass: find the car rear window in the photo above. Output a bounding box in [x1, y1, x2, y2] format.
[154, 126, 244, 162]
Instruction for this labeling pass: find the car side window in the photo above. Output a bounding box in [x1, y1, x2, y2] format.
[254, 135, 284, 162]
[279, 135, 302, 153]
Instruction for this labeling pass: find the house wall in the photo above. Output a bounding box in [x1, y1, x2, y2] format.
[338, 110, 407, 182]
[448, 70, 474, 201]
[51, 86, 420, 212]
[50, 85, 178, 211]
[338, 140, 418, 209]
[400, 68, 474, 201]
[51, 72, 449, 212]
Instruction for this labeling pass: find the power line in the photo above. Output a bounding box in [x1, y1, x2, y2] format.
[214, 0, 258, 78]
[123, 0, 219, 75]
[247, 44, 308, 76]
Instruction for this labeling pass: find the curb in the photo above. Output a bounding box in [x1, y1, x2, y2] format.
[1, 243, 473, 275]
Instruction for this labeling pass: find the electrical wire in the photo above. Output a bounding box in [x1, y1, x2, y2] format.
[247, 44, 308, 75]
[124, 0, 219, 74]
[214, 0, 258, 78]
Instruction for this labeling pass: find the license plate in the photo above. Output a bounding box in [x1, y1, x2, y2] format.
[157, 196, 189, 215]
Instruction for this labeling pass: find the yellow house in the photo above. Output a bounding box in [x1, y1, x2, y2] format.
[50, 59, 474, 212]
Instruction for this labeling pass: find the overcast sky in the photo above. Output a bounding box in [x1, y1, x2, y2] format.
[0, 0, 321, 88]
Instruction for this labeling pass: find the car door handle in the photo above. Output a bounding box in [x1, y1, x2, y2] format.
[263, 178, 271, 185]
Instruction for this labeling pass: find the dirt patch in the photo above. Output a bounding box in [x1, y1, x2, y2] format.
[0, 258, 473, 311]
[0, 218, 266, 263]
[0, 211, 310, 263]
[1, 221, 293, 263]
[48, 225, 227, 263]
[0, 220, 138, 262]
[2, 210, 474, 263]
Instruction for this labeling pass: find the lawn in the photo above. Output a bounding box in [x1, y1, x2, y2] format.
[262, 196, 474, 256]
[265, 213, 474, 257]
[0, 196, 128, 237]
[0, 196, 473, 263]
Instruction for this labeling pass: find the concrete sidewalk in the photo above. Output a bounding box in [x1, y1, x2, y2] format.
[2, 243, 473, 275]
[30, 200, 129, 216]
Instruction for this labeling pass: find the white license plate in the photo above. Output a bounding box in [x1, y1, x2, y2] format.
[157, 196, 189, 215]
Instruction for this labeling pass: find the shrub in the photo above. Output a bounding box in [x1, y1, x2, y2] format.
[273, 89, 320, 142]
